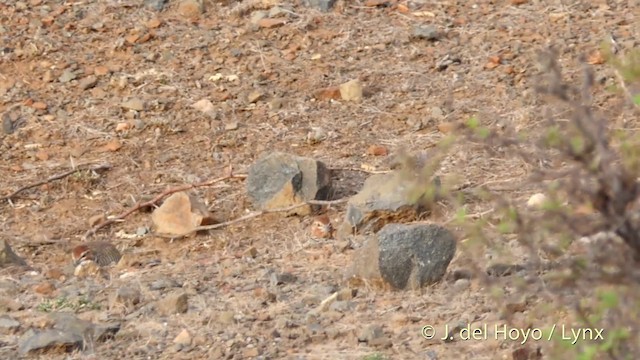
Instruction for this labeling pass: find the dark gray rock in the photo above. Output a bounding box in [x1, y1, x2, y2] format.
[0, 239, 28, 268]
[0, 314, 20, 333]
[347, 224, 456, 290]
[79, 76, 97, 90]
[486, 263, 526, 277]
[112, 286, 142, 307]
[270, 272, 297, 286]
[18, 312, 119, 354]
[377, 224, 456, 289]
[19, 328, 83, 354]
[357, 324, 384, 342]
[246, 152, 332, 216]
[145, 0, 168, 11]
[301, 0, 336, 11]
[411, 25, 442, 41]
[447, 268, 474, 281]
[2, 112, 13, 134]
[328, 300, 355, 313]
[156, 292, 188, 316]
[149, 278, 180, 291]
[50, 312, 119, 341]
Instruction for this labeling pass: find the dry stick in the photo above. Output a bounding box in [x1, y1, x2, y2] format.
[189, 198, 350, 233]
[443, 208, 495, 225]
[83, 173, 247, 240]
[330, 167, 390, 174]
[1, 163, 112, 202]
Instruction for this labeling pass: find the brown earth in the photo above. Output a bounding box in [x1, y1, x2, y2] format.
[0, 0, 639, 359]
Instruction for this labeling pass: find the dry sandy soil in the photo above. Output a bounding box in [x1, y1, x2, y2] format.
[0, 0, 639, 359]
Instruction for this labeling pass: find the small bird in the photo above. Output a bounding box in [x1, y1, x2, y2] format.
[71, 241, 122, 267]
[310, 214, 334, 239]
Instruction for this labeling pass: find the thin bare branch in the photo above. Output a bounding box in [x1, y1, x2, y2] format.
[83, 170, 247, 240]
[330, 167, 391, 174]
[1, 163, 112, 203]
[153, 198, 350, 238]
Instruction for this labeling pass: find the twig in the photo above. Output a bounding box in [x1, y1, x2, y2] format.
[153, 198, 350, 238]
[330, 167, 391, 174]
[443, 208, 495, 225]
[191, 198, 349, 232]
[83, 170, 247, 240]
[1, 163, 112, 202]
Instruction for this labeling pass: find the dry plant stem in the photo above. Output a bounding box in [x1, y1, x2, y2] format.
[83, 173, 247, 240]
[1, 163, 112, 202]
[191, 198, 349, 233]
[443, 208, 494, 225]
[330, 167, 390, 174]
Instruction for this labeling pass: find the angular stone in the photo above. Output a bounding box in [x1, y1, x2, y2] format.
[0, 239, 28, 268]
[191, 98, 215, 115]
[174, 328, 192, 346]
[156, 292, 188, 316]
[2, 113, 14, 134]
[250, 11, 268, 25]
[301, 0, 336, 11]
[269, 272, 297, 286]
[79, 76, 98, 90]
[0, 296, 23, 312]
[111, 286, 142, 307]
[121, 98, 144, 111]
[58, 69, 76, 83]
[247, 90, 264, 103]
[486, 263, 526, 277]
[178, 0, 204, 18]
[145, 0, 167, 11]
[217, 311, 235, 325]
[411, 25, 442, 41]
[0, 314, 20, 334]
[246, 152, 332, 216]
[358, 324, 384, 342]
[151, 192, 218, 236]
[18, 328, 82, 354]
[339, 79, 363, 102]
[18, 313, 119, 354]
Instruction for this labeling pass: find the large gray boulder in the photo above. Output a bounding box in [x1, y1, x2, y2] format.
[347, 223, 456, 290]
[18, 312, 119, 354]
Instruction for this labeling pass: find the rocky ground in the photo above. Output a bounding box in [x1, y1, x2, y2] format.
[1, 0, 639, 359]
